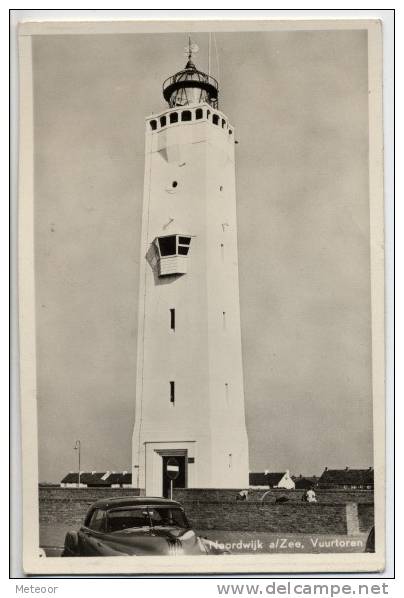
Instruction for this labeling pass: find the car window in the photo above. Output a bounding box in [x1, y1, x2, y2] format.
[106, 508, 150, 533]
[148, 507, 189, 528]
[88, 508, 106, 532]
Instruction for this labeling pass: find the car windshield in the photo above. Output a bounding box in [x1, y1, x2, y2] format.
[106, 508, 150, 533]
[106, 506, 189, 533]
[148, 507, 190, 529]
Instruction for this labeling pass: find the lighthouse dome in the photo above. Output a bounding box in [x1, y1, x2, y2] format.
[162, 54, 218, 109]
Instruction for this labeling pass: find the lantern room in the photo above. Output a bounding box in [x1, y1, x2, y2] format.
[154, 234, 192, 276]
[162, 39, 219, 109]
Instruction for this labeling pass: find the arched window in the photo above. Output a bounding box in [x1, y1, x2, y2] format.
[195, 108, 203, 120]
[206, 110, 211, 120]
[170, 112, 178, 124]
[160, 115, 166, 127]
[150, 119, 157, 131]
[229, 129, 233, 135]
[212, 114, 219, 125]
[181, 110, 192, 122]
[222, 119, 226, 128]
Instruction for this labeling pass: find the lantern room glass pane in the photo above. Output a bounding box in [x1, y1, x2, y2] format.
[178, 245, 190, 256]
[178, 236, 191, 245]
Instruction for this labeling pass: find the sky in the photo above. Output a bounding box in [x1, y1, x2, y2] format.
[33, 29, 372, 482]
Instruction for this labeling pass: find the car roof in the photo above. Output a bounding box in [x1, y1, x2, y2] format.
[91, 496, 182, 510]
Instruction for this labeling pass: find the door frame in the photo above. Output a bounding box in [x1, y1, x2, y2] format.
[144, 441, 196, 496]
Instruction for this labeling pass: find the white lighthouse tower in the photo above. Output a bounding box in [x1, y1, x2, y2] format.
[132, 42, 249, 497]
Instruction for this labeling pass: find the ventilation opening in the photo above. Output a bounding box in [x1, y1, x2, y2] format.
[212, 114, 219, 125]
[170, 381, 175, 404]
[170, 112, 178, 124]
[170, 308, 175, 331]
[182, 110, 192, 122]
[160, 115, 166, 127]
[150, 120, 157, 131]
[195, 108, 203, 120]
[172, 181, 178, 188]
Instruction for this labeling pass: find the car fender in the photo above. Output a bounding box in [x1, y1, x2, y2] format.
[61, 531, 80, 557]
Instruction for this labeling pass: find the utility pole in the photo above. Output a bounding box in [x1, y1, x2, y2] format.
[74, 440, 81, 488]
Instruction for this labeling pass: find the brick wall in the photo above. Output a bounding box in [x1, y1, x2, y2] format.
[39, 487, 141, 526]
[173, 488, 374, 504]
[178, 501, 350, 534]
[173, 489, 374, 534]
[358, 503, 375, 533]
[39, 487, 374, 535]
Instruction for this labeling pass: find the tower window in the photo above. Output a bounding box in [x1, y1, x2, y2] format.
[195, 108, 203, 120]
[155, 234, 193, 276]
[160, 115, 167, 127]
[207, 110, 211, 120]
[170, 112, 178, 124]
[222, 119, 226, 128]
[220, 185, 223, 191]
[212, 114, 219, 125]
[150, 120, 157, 131]
[181, 110, 192, 122]
[172, 181, 178, 188]
[229, 129, 233, 135]
[178, 236, 191, 245]
[170, 308, 175, 331]
[158, 235, 177, 257]
[170, 381, 175, 404]
[177, 236, 191, 255]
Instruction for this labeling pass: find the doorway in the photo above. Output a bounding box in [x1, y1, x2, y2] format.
[162, 455, 187, 498]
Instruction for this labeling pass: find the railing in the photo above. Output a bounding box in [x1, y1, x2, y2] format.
[162, 71, 219, 94]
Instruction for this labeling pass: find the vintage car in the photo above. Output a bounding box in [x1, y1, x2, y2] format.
[62, 496, 226, 556]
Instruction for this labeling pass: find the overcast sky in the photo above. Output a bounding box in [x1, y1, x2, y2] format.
[33, 29, 372, 482]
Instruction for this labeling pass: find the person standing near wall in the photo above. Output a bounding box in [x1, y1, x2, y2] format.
[303, 487, 317, 503]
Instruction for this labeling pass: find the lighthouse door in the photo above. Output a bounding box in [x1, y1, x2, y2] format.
[162, 455, 186, 498]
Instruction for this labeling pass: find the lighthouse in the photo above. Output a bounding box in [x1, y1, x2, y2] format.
[132, 41, 249, 497]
